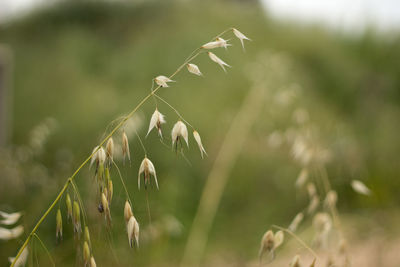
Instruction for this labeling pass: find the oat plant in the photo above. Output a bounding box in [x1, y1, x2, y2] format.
[10, 27, 251, 266]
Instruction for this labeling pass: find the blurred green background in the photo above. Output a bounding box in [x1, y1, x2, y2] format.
[1, 0, 400, 266]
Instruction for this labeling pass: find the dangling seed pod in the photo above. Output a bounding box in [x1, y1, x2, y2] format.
[259, 230, 275, 261]
[56, 209, 62, 241]
[146, 109, 166, 138]
[127, 215, 139, 248]
[107, 179, 113, 203]
[66, 194, 72, 221]
[84, 226, 91, 245]
[101, 193, 111, 223]
[124, 201, 133, 224]
[171, 120, 189, 151]
[122, 131, 131, 164]
[73, 201, 81, 235]
[90, 256, 97, 267]
[138, 157, 158, 190]
[193, 131, 207, 158]
[83, 241, 90, 266]
[106, 137, 114, 165]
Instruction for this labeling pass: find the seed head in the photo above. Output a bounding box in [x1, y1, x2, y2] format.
[0, 211, 22, 225]
[106, 137, 114, 163]
[290, 255, 302, 267]
[101, 193, 110, 221]
[138, 157, 158, 190]
[274, 230, 284, 249]
[295, 168, 308, 188]
[288, 212, 304, 232]
[307, 195, 320, 215]
[107, 179, 113, 203]
[83, 241, 90, 265]
[208, 52, 231, 72]
[154, 75, 174, 87]
[66, 194, 72, 221]
[73, 201, 81, 235]
[124, 201, 133, 223]
[90, 256, 97, 267]
[351, 180, 371, 195]
[172, 120, 189, 148]
[147, 109, 166, 138]
[215, 37, 231, 49]
[187, 63, 202, 76]
[193, 131, 207, 158]
[127, 215, 139, 248]
[56, 209, 62, 240]
[201, 38, 229, 49]
[324, 190, 338, 209]
[259, 230, 275, 260]
[84, 226, 91, 244]
[232, 28, 251, 50]
[122, 131, 131, 164]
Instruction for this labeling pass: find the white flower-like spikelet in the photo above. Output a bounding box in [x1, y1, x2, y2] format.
[172, 120, 189, 148]
[138, 157, 158, 190]
[154, 75, 174, 87]
[193, 131, 207, 158]
[187, 63, 202, 76]
[122, 131, 131, 163]
[201, 38, 227, 49]
[146, 109, 166, 137]
[127, 215, 139, 248]
[215, 37, 231, 50]
[90, 146, 106, 169]
[232, 28, 251, 49]
[208, 52, 231, 72]
[351, 180, 371, 195]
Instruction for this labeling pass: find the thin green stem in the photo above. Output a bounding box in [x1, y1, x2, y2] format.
[70, 180, 88, 227]
[33, 233, 55, 267]
[135, 130, 147, 156]
[111, 160, 132, 205]
[11, 28, 232, 266]
[153, 93, 195, 129]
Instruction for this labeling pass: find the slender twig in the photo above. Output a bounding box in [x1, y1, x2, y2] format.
[153, 93, 195, 129]
[11, 28, 234, 266]
[33, 233, 56, 267]
[111, 160, 132, 205]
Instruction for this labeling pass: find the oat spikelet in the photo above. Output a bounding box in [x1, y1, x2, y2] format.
[138, 157, 158, 190]
[208, 52, 231, 72]
[296, 168, 308, 188]
[307, 195, 320, 215]
[90, 256, 97, 267]
[0, 211, 22, 225]
[351, 180, 371, 195]
[172, 120, 189, 148]
[274, 230, 284, 249]
[154, 75, 174, 87]
[73, 201, 81, 235]
[8, 245, 29, 267]
[127, 215, 139, 248]
[187, 63, 202, 76]
[324, 190, 338, 209]
[193, 130, 207, 158]
[83, 241, 90, 265]
[147, 109, 166, 138]
[290, 254, 302, 267]
[201, 38, 230, 49]
[122, 131, 131, 164]
[101, 193, 111, 222]
[66, 194, 72, 221]
[288, 212, 304, 232]
[232, 28, 251, 50]
[259, 230, 275, 261]
[107, 179, 113, 203]
[106, 137, 114, 163]
[124, 201, 133, 223]
[56, 209, 62, 240]
[84, 226, 91, 244]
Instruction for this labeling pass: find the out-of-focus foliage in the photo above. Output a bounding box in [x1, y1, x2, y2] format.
[1, 0, 400, 265]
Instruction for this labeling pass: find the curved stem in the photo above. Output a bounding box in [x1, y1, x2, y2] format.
[11, 28, 233, 266]
[111, 160, 132, 205]
[153, 94, 195, 129]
